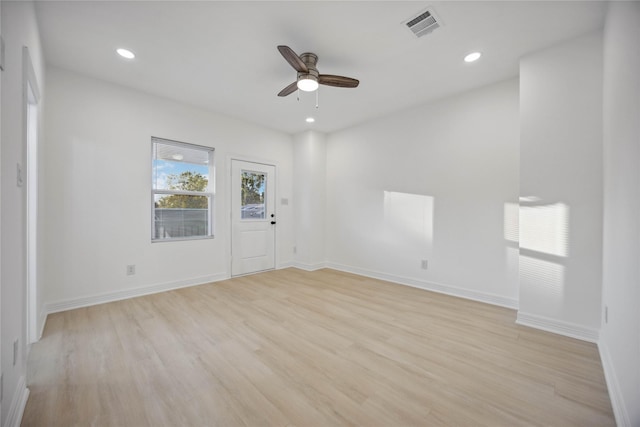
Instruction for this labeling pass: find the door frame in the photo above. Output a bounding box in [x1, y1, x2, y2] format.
[23, 47, 41, 346]
[227, 155, 278, 277]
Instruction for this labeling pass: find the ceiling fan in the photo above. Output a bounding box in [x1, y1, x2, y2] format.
[277, 45, 359, 97]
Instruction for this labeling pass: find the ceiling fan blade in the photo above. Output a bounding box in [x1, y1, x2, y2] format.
[278, 81, 298, 97]
[319, 74, 359, 88]
[277, 45, 308, 73]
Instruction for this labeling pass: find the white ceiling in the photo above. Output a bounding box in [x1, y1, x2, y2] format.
[35, 1, 607, 134]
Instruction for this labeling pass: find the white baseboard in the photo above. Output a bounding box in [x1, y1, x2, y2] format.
[289, 261, 327, 272]
[277, 261, 294, 269]
[38, 309, 47, 340]
[44, 273, 229, 315]
[325, 262, 518, 309]
[599, 341, 631, 426]
[516, 311, 599, 343]
[3, 376, 29, 427]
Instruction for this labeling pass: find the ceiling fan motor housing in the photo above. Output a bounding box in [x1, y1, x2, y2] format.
[298, 52, 319, 83]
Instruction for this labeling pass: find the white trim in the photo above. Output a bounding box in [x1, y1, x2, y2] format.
[276, 261, 294, 269]
[289, 261, 327, 272]
[516, 311, 599, 342]
[23, 46, 41, 345]
[599, 341, 631, 426]
[44, 273, 228, 314]
[325, 262, 519, 309]
[38, 309, 47, 340]
[3, 376, 29, 427]
[22, 47, 40, 101]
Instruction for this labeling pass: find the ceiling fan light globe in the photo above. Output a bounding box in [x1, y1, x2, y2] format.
[297, 77, 319, 92]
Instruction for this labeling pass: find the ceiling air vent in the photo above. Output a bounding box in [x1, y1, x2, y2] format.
[404, 8, 441, 38]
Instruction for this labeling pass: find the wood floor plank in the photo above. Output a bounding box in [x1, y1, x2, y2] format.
[22, 268, 614, 426]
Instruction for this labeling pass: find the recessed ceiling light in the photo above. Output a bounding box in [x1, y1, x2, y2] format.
[305, 117, 315, 123]
[464, 52, 482, 63]
[116, 48, 135, 59]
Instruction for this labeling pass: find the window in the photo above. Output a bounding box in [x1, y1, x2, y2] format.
[241, 170, 266, 219]
[152, 137, 214, 241]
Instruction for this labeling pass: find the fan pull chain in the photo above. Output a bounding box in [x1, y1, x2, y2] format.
[297, 88, 300, 102]
[316, 88, 319, 109]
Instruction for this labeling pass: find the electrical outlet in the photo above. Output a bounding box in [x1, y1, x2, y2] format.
[126, 264, 136, 276]
[13, 339, 18, 366]
[421, 259, 428, 270]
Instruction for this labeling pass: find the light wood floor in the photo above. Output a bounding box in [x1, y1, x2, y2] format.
[23, 268, 614, 426]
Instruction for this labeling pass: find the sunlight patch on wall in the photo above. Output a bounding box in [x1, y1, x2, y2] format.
[383, 191, 434, 243]
[519, 255, 565, 303]
[520, 201, 569, 257]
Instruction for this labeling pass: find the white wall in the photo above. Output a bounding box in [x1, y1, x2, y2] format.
[325, 79, 520, 307]
[43, 67, 294, 309]
[518, 32, 604, 340]
[292, 130, 326, 269]
[600, 2, 640, 425]
[0, 1, 46, 425]
[0, 2, 3, 420]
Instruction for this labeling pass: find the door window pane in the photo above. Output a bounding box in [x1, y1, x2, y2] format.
[241, 171, 266, 219]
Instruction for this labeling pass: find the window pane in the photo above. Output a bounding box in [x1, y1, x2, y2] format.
[152, 140, 210, 191]
[153, 160, 209, 191]
[241, 171, 266, 219]
[154, 194, 209, 239]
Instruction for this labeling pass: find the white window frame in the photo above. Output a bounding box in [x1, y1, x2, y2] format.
[151, 137, 215, 242]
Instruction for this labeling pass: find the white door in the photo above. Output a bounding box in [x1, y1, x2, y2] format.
[231, 160, 276, 276]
